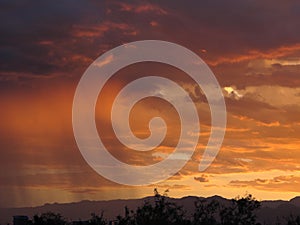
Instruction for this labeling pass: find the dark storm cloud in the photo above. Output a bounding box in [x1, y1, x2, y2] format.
[0, 0, 107, 75]
[156, 0, 300, 52]
[2, 0, 300, 78]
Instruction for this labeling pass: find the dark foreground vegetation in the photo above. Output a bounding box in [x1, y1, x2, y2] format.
[11, 190, 300, 225]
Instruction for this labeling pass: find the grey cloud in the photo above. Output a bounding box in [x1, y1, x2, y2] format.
[194, 174, 209, 183]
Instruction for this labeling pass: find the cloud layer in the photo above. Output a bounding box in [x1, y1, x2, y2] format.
[0, 0, 300, 207]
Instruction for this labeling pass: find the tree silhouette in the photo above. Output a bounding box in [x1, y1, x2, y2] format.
[193, 199, 219, 225]
[117, 189, 190, 225]
[220, 194, 261, 225]
[117, 206, 135, 225]
[33, 212, 67, 225]
[286, 215, 300, 225]
[137, 189, 189, 225]
[89, 212, 106, 225]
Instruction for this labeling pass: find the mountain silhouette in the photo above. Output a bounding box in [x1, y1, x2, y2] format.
[1, 196, 300, 225]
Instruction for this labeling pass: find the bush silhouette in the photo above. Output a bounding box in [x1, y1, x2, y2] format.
[33, 212, 67, 225]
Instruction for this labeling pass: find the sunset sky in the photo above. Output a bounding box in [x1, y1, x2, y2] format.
[1, 0, 300, 208]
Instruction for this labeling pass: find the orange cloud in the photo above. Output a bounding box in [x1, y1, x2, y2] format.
[229, 175, 300, 192]
[150, 21, 159, 27]
[72, 21, 135, 38]
[117, 2, 168, 15]
[208, 44, 300, 66]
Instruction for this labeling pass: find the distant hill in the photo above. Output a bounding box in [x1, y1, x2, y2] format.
[290, 196, 300, 206]
[1, 196, 300, 225]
